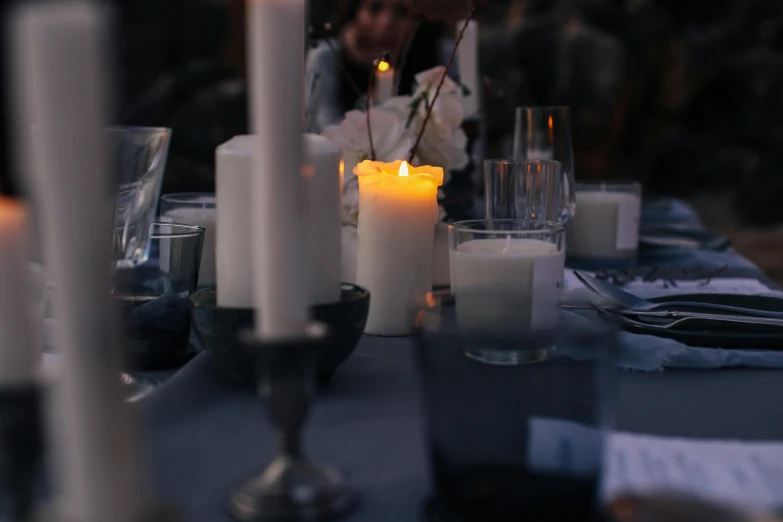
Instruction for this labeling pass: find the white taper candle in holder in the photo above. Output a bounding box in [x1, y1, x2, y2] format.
[457, 19, 480, 118]
[216, 136, 255, 308]
[355, 160, 443, 336]
[11, 2, 149, 522]
[0, 198, 38, 387]
[303, 134, 342, 305]
[247, 0, 309, 339]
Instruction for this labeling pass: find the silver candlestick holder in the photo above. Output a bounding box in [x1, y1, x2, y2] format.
[228, 323, 356, 521]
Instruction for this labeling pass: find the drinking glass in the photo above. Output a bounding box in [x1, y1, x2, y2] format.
[567, 181, 643, 269]
[449, 219, 565, 362]
[160, 193, 216, 287]
[484, 159, 563, 222]
[513, 107, 576, 223]
[415, 294, 617, 522]
[110, 126, 171, 268]
[113, 223, 205, 371]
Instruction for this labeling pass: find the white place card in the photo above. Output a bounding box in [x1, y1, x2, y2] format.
[531, 250, 566, 328]
[615, 196, 642, 250]
[527, 417, 783, 512]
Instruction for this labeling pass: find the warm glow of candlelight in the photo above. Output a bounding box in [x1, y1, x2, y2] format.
[399, 161, 409, 177]
[354, 159, 443, 200]
[377, 60, 390, 72]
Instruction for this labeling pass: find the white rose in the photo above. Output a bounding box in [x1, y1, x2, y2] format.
[322, 109, 415, 164]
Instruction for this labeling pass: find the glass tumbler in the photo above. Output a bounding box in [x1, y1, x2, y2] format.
[567, 181, 643, 269]
[513, 107, 576, 223]
[448, 219, 565, 361]
[484, 159, 563, 223]
[113, 223, 204, 370]
[160, 193, 216, 288]
[110, 126, 171, 268]
[415, 294, 618, 522]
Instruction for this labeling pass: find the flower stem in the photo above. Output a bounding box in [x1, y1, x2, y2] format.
[408, 3, 477, 163]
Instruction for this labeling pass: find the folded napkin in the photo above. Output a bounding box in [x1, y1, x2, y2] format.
[563, 273, 783, 371]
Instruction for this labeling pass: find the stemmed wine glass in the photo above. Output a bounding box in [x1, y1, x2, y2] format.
[513, 107, 577, 224]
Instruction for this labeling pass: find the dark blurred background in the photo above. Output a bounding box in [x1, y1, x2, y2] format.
[3, 0, 783, 278]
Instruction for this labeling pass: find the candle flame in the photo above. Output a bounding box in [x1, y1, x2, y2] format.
[377, 60, 391, 72]
[399, 161, 409, 177]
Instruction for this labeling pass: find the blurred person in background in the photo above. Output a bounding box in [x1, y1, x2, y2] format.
[305, 0, 450, 133]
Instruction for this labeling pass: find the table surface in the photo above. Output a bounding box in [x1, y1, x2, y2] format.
[141, 199, 783, 522]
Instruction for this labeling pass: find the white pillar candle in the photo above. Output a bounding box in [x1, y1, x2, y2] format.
[451, 238, 565, 334]
[303, 134, 342, 305]
[355, 160, 443, 336]
[432, 223, 450, 287]
[373, 59, 395, 105]
[457, 20, 480, 118]
[247, 0, 308, 338]
[11, 3, 148, 521]
[567, 186, 642, 260]
[215, 136, 255, 308]
[162, 195, 216, 287]
[0, 198, 38, 386]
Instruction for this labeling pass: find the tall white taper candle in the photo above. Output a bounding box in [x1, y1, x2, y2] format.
[11, 3, 148, 521]
[457, 20, 480, 118]
[0, 199, 38, 387]
[247, 0, 309, 339]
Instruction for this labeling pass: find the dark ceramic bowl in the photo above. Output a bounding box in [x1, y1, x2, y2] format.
[189, 283, 369, 389]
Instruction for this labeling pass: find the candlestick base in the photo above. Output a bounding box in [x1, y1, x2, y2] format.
[227, 325, 357, 521]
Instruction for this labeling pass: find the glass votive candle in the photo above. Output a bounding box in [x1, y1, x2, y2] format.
[449, 220, 565, 347]
[414, 293, 618, 521]
[567, 181, 642, 268]
[114, 223, 204, 370]
[160, 193, 216, 287]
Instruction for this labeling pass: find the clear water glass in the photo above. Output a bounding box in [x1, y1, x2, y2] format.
[110, 126, 171, 268]
[415, 294, 617, 522]
[159, 193, 216, 288]
[513, 107, 576, 224]
[484, 159, 563, 223]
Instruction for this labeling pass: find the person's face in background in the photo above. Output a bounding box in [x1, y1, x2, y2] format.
[341, 0, 417, 69]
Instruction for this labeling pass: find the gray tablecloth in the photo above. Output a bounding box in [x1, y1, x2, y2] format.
[141, 200, 783, 521]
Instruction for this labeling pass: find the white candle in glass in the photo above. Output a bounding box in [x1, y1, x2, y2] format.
[303, 134, 341, 305]
[451, 237, 565, 334]
[161, 194, 216, 287]
[0, 198, 38, 387]
[215, 136, 255, 308]
[247, 0, 308, 338]
[374, 59, 395, 105]
[567, 183, 642, 260]
[356, 160, 443, 336]
[457, 19, 480, 118]
[11, 3, 148, 521]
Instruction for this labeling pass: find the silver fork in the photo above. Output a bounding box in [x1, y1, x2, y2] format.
[617, 313, 783, 330]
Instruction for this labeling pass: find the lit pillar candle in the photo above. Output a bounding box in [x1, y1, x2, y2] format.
[215, 136, 255, 308]
[247, 0, 308, 338]
[303, 134, 342, 305]
[11, 2, 148, 521]
[0, 198, 37, 387]
[373, 59, 395, 105]
[355, 160, 443, 336]
[457, 20, 480, 118]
